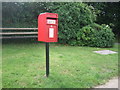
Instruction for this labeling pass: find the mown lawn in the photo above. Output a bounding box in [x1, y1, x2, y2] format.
[2, 42, 118, 88]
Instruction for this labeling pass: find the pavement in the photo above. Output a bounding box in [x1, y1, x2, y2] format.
[94, 77, 119, 88]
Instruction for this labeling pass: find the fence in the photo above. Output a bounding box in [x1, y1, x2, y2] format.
[0, 28, 38, 39]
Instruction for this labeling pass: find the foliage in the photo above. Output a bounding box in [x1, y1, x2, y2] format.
[76, 25, 95, 46]
[86, 2, 120, 36]
[2, 2, 117, 47]
[77, 23, 115, 47]
[50, 2, 96, 44]
[2, 2, 51, 28]
[3, 2, 119, 36]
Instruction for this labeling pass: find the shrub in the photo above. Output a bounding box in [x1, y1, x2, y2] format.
[76, 25, 95, 46]
[51, 2, 96, 44]
[51, 3, 114, 47]
[77, 23, 115, 47]
[93, 24, 115, 47]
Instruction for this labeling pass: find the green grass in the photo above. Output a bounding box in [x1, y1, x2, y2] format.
[2, 42, 118, 88]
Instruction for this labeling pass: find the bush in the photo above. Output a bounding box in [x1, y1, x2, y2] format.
[51, 3, 115, 47]
[51, 2, 96, 44]
[77, 23, 115, 47]
[76, 25, 95, 46]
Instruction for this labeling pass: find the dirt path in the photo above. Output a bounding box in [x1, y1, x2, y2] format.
[94, 77, 119, 88]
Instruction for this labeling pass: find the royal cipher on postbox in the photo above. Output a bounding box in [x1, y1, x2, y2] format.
[38, 13, 58, 42]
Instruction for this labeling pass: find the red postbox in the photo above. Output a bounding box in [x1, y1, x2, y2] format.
[38, 13, 58, 42]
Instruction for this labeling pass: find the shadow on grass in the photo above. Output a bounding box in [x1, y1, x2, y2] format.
[2, 38, 59, 46]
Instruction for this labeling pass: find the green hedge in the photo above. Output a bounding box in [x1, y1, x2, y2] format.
[51, 3, 115, 47]
[51, 3, 96, 44]
[76, 23, 115, 47]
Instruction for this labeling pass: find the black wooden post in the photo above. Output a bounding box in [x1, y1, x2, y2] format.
[46, 42, 49, 77]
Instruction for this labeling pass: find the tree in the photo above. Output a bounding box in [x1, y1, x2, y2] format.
[86, 2, 120, 36]
[2, 2, 52, 27]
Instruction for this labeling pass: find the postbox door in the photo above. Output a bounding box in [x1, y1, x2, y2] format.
[47, 25, 57, 42]
[49, 27, 54, 38]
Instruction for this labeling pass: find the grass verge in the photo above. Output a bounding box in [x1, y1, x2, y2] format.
[2, 42, 118, 88]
